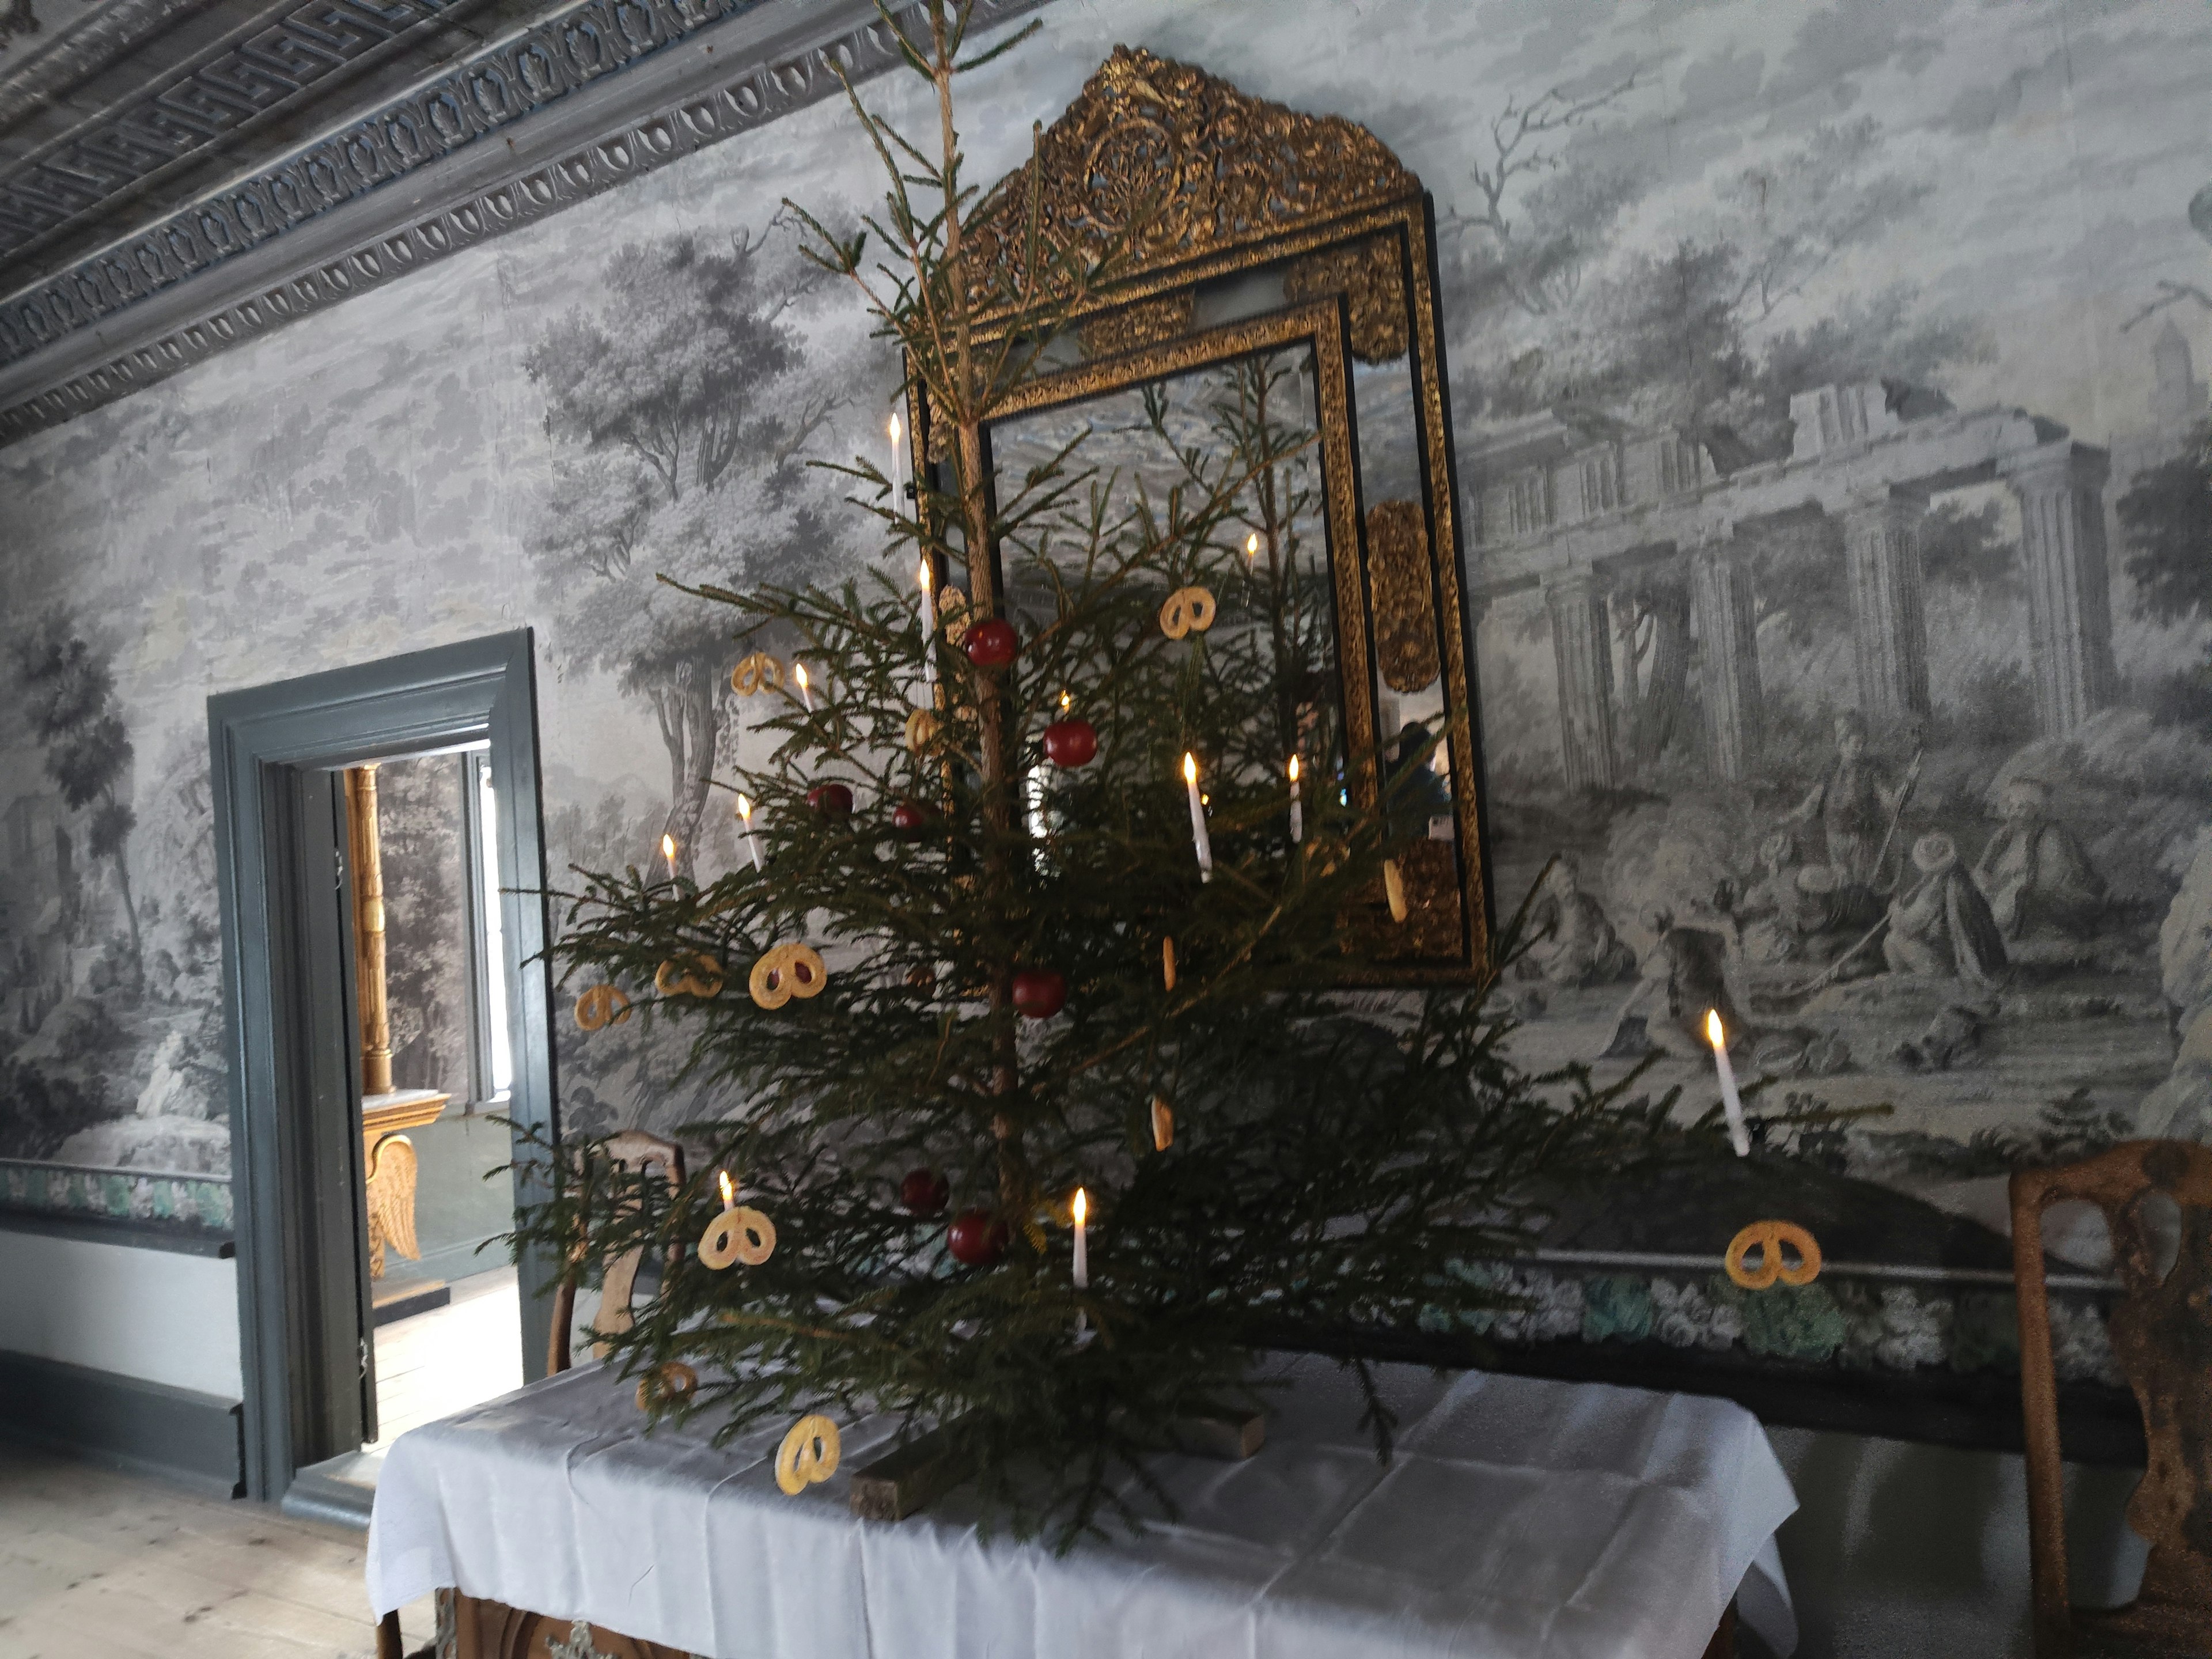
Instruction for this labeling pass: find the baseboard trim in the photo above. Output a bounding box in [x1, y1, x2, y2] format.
[0, 1349, 244, 1498]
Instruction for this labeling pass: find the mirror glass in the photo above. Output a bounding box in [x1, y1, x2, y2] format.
[984, 341, 1351, 819]
[1350, 346, 1457, 847]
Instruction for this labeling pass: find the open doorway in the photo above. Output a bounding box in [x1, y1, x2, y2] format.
[348, 750, 524, 1454]
[207, 632, 559, 1517]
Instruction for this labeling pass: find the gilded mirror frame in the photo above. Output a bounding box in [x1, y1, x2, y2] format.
[908, 47, 1489, 980]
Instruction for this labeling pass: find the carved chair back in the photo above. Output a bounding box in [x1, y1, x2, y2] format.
[2010, 1139, 2212, 1658]
[546, 1130, 687, 1376]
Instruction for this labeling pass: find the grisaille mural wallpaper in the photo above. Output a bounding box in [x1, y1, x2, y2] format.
[1, 0, 2209, 1408]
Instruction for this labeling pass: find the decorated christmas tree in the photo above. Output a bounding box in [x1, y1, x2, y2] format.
[516, 0, 1722, 1542]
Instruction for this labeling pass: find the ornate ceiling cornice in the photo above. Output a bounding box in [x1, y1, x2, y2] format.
[0, 0, 1050, 448]
[0, 0, 505, 269]
[0, 0, 227, 135]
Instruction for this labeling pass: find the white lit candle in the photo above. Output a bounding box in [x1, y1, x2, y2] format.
[1181, 752, 1213, 882]
[1071, 1187, 1088, 1289]
[888, 411, 906, 502]
[1706, 1009, 1751, 1157]
[1287, 755, 1302, 844]
[737, 794, 764, 872]
[918, 557, 937, 702]
[661, 832, 678, 882]
[1245, 531, 1260, 561]
[794, 661, 814, 714]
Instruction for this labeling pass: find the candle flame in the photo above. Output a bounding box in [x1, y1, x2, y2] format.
[1072, 1187, 1086, 1226]
[1060, 689, 1072, 713]
[737, 794, 752, 823]
[718, 1170, 734, 1207]
[888, 412, 902, 444]
[1288, 755, 1300, 782]
[1705, 1009, 1725, 1048]
[661, 832, 676, 862]
[794, 662, 809, 691]
[918, 556, 933, 592]
[1182, 752, 1198, 785]
[1245, 531, 1260, 558]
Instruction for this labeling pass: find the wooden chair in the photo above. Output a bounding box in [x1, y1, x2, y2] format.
[377, 1130, 687, 1659]
[546, 1130, 688, 1376]
[2012, 1139, 2212, 1659]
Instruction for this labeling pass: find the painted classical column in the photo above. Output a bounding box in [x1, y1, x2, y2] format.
[1691, 537, 1764, 780]
[345, 763, 393, 1097]
[1545, 573, 1619, 791]
[2000, 443, 2115, 736]
[1840, 493, 1930, 726]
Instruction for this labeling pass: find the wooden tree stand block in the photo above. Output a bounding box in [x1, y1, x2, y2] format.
[850, 1406, 1266, 1523]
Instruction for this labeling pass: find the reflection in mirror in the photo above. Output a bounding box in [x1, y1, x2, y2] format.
[985, 343, 1349, 839]
[1349, 347, 1455, 846]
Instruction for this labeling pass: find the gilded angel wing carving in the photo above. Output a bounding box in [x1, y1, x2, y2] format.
[365, 1133, 421, 1278]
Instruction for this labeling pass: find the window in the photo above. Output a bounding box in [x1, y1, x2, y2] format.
[462, 750, 513, 1106]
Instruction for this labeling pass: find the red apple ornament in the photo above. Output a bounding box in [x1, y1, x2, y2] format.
[891, 798, 935, 841]
[1010, 967, 1068, 1020]
[947, 1207, 1006, 1266]
[963, 618, 1018, 668]
[807, 782, 854, 820]
[900, 1168, 950, 1217]
[1042, 718, 1097, 768]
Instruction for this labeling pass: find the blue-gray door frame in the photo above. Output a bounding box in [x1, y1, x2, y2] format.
[209, 630, 560, 1502]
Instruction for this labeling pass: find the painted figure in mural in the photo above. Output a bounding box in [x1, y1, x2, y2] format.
[1785, 712, 1922, 889]
[1635, 905, 1745, 1055]
[1517, 858, 1637, 987]
[1724, 830, 1888, 974]
[1975, 778, 2106, 942]
[1884, 832, 2009, 986]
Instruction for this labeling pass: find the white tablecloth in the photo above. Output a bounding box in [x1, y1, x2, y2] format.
[367, 1355, 1798, 1659]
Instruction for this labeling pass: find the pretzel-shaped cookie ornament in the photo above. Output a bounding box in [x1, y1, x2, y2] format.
[635, 1361, 699, 1412]
[775, 1414, 842, 1495]
[699, 1205, 777, 1269]
[1724, 1219, 1823, 1289]
[748, 943, 829, 1010]
[1158, 586, 1218, 641]
[655, 954, 725, 999]
[573, 984, 632, 1031]
[905, 707, 941, 755]
[730, 652, 785, 696]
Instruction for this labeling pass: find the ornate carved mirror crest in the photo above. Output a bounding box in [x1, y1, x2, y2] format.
[910, 47, 1487, 979]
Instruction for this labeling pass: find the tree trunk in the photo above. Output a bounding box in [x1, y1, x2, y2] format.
[111, 851, 144, 993]
[1628, 582, 1690, 766]
[932, 18, 1025, 1218]
[656, 660, 720, 880]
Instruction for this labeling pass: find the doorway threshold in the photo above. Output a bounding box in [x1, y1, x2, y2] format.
[283, 1446, 382, 1531]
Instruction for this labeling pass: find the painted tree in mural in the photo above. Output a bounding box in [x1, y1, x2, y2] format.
[527, 229, 845, 877]
[10, 608, 141, 990]
[515, 1, 1726, 1542]
[2118, 419, 2212, 629]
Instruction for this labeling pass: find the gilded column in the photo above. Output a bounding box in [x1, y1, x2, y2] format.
[346, 764, 393, 1098]
[2000, 443, 2115, 736]
[1840, 493, 1930, 725]
[1691, 537, 1764, 781]
[1546, 573, 1619, 791]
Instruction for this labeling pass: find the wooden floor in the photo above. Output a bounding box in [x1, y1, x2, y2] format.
[0, 1440, 439, 1658]
[370, 1264, 524, 1449]
[0, 1266, 527, 1657]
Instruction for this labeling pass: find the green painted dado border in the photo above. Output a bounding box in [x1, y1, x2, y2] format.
[0, 1156, 235, 1256]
